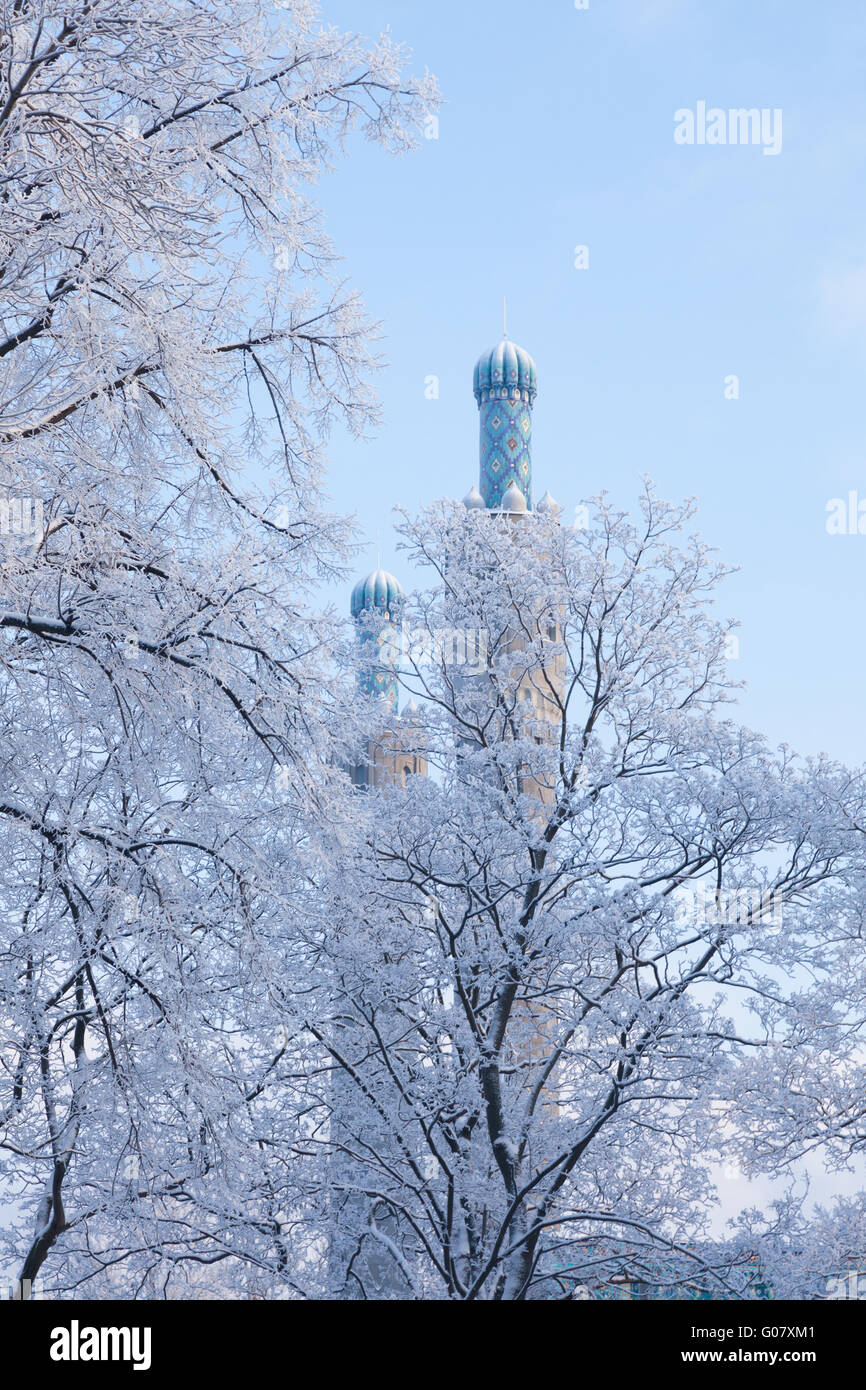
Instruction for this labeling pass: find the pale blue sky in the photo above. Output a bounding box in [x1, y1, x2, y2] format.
[317, 0, 866, 766]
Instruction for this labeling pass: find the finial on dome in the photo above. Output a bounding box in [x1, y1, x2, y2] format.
[463, 485, 485, 510]
[535, 489, 560, 516]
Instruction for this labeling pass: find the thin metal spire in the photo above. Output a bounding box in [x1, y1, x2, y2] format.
[503, 296, 508, 339]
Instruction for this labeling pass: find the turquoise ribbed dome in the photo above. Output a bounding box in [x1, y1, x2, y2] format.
[473, 339, 538, 403]
[350, 568, 404, 622]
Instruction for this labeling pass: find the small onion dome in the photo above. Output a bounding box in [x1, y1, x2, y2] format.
[473, 340, 538, 404]
[350, 567, 404, 622]
[403, 698, 420, 718]
[535, 489, 560, 515]
[463, 485, 485, 509]
[499, 480, 528, 514]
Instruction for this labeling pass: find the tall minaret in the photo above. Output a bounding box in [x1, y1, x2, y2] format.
[465, 338, 565, 807]
[472, 338, 538, 510]
[468, 338, 565, 1107]
[332, 566, 425, 1299]
[349, 566, 427, 791]
[350, 566, 404, 709]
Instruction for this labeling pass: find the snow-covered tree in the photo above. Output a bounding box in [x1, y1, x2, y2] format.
[3, 0, 863, 1307]
[0, 0, 436, 1297]
[306, 488, 866, 1300]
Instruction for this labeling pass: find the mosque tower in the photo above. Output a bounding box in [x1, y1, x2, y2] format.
[336, 572, 426, 1298]
[472, 337, 538, 510]
[465, 338, 565, 807]
[349, 566, 427, 790]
